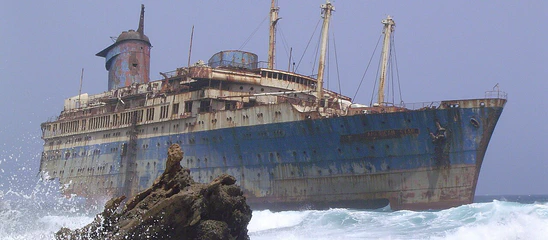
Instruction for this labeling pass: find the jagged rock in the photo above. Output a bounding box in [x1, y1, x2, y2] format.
[56, 144, 252, 240]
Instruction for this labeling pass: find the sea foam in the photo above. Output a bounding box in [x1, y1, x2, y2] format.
[248, 200, 548, 240]
[1, 190, 548, 240]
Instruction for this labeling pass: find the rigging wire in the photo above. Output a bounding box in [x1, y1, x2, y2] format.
[311, 30, 322, 76]
[389, 46, 395, 105]
[370, 45, 384, 106]
[238, 16, 268, 50]
[279, 27, 291, 60]
[295, 19, 322, 73]
[392, 33, 404, 105]
[386, 34, 394, 105]
[333, 33, 342, 96]
[327, 35, 330, 89]
[353, 34, 383, 102]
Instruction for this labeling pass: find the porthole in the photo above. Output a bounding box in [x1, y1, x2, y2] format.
[470, 118, 480, 128]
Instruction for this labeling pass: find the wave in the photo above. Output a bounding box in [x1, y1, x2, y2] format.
[248, 200, 548, 240]
[2, 188, 547, 240]
[0, 180, 97, 240]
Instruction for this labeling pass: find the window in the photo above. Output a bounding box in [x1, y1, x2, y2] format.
[160, 105, 169, 119]
[138, 110, 144, 122]
[172, 103, 179, 115]
[146, 108, 155, 121]
[199, 100, 211, 113]
[225, 101, 236, 110]
[184, 101, 193, 113]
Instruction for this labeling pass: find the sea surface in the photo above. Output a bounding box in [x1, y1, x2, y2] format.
[1, 180, 547, 240]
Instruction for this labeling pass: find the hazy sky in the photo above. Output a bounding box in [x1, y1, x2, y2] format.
[1, 1, 547, 195]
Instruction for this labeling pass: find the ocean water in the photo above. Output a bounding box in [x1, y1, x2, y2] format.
[1, 182, 547, 240]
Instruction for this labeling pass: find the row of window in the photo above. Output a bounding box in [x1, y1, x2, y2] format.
[50, 160, 161, 180]
[45, 103, 186, 136]
[58, 120, 79, 134]
[261, 70, 315, 87]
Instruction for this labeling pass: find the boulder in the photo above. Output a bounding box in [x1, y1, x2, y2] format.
[56, 144, 252, 240]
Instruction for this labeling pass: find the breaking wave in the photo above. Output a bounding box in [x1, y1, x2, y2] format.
[1, 185, 547, 240]
[249, 200, 548, 240]
[0, 180, 97, 240]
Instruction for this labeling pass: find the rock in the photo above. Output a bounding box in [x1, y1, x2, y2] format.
[56, 144, 252, 240]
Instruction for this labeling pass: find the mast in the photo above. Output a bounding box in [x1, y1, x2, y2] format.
[267, 0, 280, 69]
[377, 15, 395, 106]
[316, 1, 335, 107]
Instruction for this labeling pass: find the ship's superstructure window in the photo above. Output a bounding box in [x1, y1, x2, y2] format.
[225, 101, 236, 110]
[172, 103, 179, 115]
[261, 70, 314, 87]
[113, 114, 119, 126]
[137, 110, 144, 122]
[199, 100, 211, 113]
[184, 102, 193, 113]
[160, 105, 169, 119]
[59, 120, 80, 134]
[87, 115, 112, 130]
[146, 108, 155, 121]
[122, 112, 132, 125]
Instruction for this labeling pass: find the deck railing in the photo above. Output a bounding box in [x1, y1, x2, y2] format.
[396, 101, 442, 110]
[485, 90, 508, 100]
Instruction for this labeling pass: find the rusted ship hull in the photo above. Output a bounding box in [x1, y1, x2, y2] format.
[39, 3, 507, 211]
[40, 98, 505, 210]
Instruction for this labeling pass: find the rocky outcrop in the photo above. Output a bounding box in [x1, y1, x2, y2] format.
[56, 144, 252, 240]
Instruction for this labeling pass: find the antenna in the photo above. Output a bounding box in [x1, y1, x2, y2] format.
[77, 68, 84, 108]
[188, 25, 195, 67]
[137, 4, 145, 35]
[288, 47, 292, 72]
